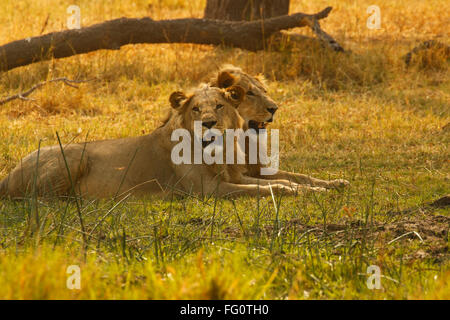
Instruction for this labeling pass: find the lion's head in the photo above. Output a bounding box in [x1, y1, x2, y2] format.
[169, 83, 245, 147]
[211, 65, 278, 132]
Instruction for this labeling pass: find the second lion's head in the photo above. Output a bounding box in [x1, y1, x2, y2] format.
[169, 81, 245, 135]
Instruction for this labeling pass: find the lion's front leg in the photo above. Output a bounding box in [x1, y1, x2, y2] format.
[216, 182, 292, 197]
[239, 174, 326, 192]
[214, 181, 326, 198]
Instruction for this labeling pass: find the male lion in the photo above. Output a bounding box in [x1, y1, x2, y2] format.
[211, 65, 349, 189]
[0, 79, 320, 199]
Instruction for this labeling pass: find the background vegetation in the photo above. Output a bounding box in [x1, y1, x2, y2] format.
[0, 0, 448, 299]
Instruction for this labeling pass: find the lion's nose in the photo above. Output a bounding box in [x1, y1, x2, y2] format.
[202, 120, 217, 129]
[267, 107, 277, 115]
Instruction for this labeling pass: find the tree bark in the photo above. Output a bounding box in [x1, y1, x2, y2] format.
[204, 0, 344, 53]
[0, 7, 334, 73]
[204, 0, 290, 21]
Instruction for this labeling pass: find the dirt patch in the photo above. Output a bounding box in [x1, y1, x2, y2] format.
[219, 195, 449, 262]
[298, 214, 449, 262]
[382, 215, 448, 242]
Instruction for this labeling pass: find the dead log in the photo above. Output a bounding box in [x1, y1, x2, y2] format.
[0, 7, 338, 73]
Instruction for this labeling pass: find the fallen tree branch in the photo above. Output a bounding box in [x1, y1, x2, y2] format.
[0, 78, 95, 105]
[0, 7, 342, 73]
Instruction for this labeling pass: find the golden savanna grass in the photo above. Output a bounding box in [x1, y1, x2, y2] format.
[0, 0, 448, 299]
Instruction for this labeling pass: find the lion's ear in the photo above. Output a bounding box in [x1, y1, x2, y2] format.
[169, 91, 188, 109]
[217, 71, 236, 88]
[226, 85, 245, 106]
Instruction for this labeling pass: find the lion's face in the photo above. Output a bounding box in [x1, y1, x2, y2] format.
[214, 66, 278, 132]
[169, 84, 245, 146]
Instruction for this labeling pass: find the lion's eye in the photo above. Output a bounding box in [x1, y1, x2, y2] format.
[192, 107, 200, 112]
[247, 91, 255, 96]
[216, 104, 224, 109]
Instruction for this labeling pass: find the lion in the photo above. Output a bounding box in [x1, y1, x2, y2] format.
[0, 77, 322, 199]
[211, 64, 349, 189]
